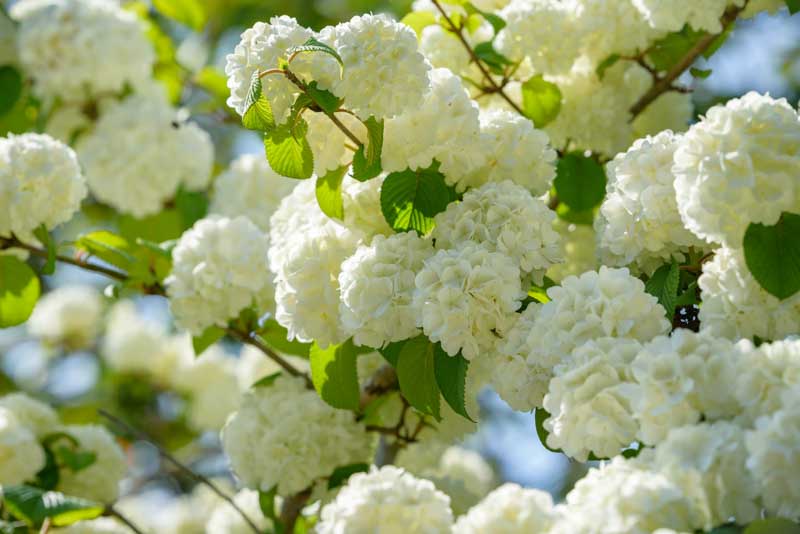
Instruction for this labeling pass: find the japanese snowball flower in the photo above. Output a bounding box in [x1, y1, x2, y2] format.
[0, 392, 59, 437]
[206, 489, 271, 534]
[225, 16, 339, 123]
[341, 175, 393, 237]
[166, 216, 273, 336]
[11, 0, 154, 102]
[221, 375, 371, 496]
[733, 338, 800, 425]
[542, 338, 642, 461]
[326, 14, 431, 120]
[546, 219, 598, 283]
[632, 91, 693, 139]
[632, 0, 733, 32]
[77, 93, 214, 217]
[432, 181, 563, 283]
[419, 25, 471, 78]
[698, 247, 800, 341]
[28, 285, 103, 350]
[381, 67, 482, 190]
[0, 408, 45, 485]
[339, 232, 435, 348]
[0, 133, 86, 240]
[648, 422, 759, 528]
[305, 110, 366, 175]
[550, 457, 704, 534]
[412, 243, 526, 359]
[209, 154, 298, 233]
[56, 424, 127, 503]
[673, 92, 800, 247]
[628, 329, 743, 445]
[745, 386, 800, 518]
[596, 130, 709, 274]
[317, 466, 454, 534]
[236, 345, 309, 389]
[454, 483, 557, 534]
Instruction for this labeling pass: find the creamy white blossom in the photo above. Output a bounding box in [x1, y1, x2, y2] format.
[56, 424, 127, 503]
[341, 175, 393, 237]
[28, 285, 103, 350]
[0, 392, 59, 437]
[0, 407, 46, 485]
[455, 483, 557, 533]
[733, 337, 800, 425]
[206, 489, 271, 534]
[60, 518, 130, 534]
[633, 0, 733, 32]
[305, 111, 367, 176]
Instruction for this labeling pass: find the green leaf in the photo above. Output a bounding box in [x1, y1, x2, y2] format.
[400, 11, 437, 38]
[258, 487, 279, 525]
[534, 408, 562, 454]
[327, 463, 369, 489]
[192, 325, 225, 357]
[242, 72, 276, 132]
[174, 188, 209, 229]
[463, 3, 506, 33]
[33, 225, 56, 275]
[75, 231, 171, 285]
[0, 486, 103, 528]
[555, 203, 595, 225]
[744, 518, 800, 534]
[380, 162, 454, 234]
[288, 37, 343, 68]
[433, 344, 473, 421]
[644, 258, 680, 318]
[264, 119, 314, 179]
[193, 66, 229, 103]
[396, 335, 440, 420]
[252, 371, 282, 388]
[305, 82, 343, 115]
[310, 339, 361, 411]
[473, 41, 513, 74]
[378, 340, 405, 367]
[690, 67, 712, 79]
[674, 280, 699, 307]
[647, 26, 707, 71]
[553, 153, 606, 212]
[257, 319, 311, 358]
[0, 66, 22, 117]
[119, 209, 184, 243]
[153, 0, 206, 30]
[316, 165, 348, 221]
[0, 256, 40, 328]
[788, 0, 800, 14]
[520, 75, 562, 127]
[707, 525, 744, 534]
[743, 213, 800, 300]
[54, 446, 96, 473]
[352, 117, 383, 182]
[595, 54, 621, 80]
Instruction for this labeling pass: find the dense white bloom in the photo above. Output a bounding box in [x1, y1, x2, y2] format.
[28, 285, 103, 350]
[733, 338, 800, 425]
[596, 131, 709, 274]
[455, 483, 557, 533]
[12, 0, 154, 102]
[543, 338, 641, 461]
[236, 345, 309, 389]
[268, 179, 330, 270]
[0, 407, 45, 485]
[698, 247, 800, 341]
[327, 14, 431, 120]
[166, 216, 273, 335]
[317, 466, 454, 534]
[412, 244, 525, 359]
[633, 0, 732, 32]
[432, 181, 562, 283]
[0, 133, 86, 240]
[419, 25, 471, 78]
[546, 220, 598, 283]
[0, 392, 59, 437]
[57, 424, 127, 503]
[341, 175, 393, 237]
[209, 154, 297, 233]
[339, 232, 435, 348]
[649, 422, 759, 527]
[629, 329, 743, 445]
[60, 518, 130, 534]
[173, 347, 242, 432]
[305, 111, 367, 175]
[77, 93, 214, 217]
[206, 489, 271, 534]
[673, 92, 800, 247]
[221, 375, 371, 496]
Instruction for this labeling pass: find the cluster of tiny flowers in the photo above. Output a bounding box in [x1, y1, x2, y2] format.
[28, 285, 103, 351]
[454, 483, 558, 533]
[206, 489, 272, 534]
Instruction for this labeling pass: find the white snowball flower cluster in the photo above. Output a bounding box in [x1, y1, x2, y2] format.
[209, 154, 298, 233]
[698, 247, 800, 341]
[412, 243, 525, 359]
[673, 92, 800, 247]
[28, 285, 103, 350]
[305, 111, 366, 175]
[419, 25, 472, 79]
[326, 14, 431, 120]
[0, 407, 45, 485]
[455, 483, 557, 534]
[341, 175, 393, 237]
[221, 375, 371, 496]
[432, 181, 563, 283]
[596, 130, 709, 274]
[166, 216, 273, 335]
[733, 338, 800, 425]
[0, 133, 86, 240]
[206, 489, 271, 534]
[11, 0, 154, 102]
[56, 424, 127, 503]
[77, 92, 214, 217]
[339, 232, 435, 348]
[236, 344, 310, 389]
[317, 466, 454, 534]
[0, 392, 59, 437]
[632, 0, 733, 32]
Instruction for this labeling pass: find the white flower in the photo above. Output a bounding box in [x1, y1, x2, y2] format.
[28, 285, 103, 350]
[0, 392, 59, 437]
[339, 232, 435, 348]
[59, 518, 130, 534]
[673, 92, 800, 247]
[632, 92, 693, 139]
[733, 337, 800, 425]
[305, 111, 367, 176]
[632, 0, 732, 32]
[0, 133, 86, 240]
[12, 0, 154, 102]
[221, 375, 371, 496]
[206, 489, 271, 534]
[0, 407, 45, 485]
[317, 466, 454, 534]
[454, 483, 557, 533]
[542, 338, 641, 461]
[596, 131, 710, 274]
[698, 247, 800, 341]
[412, 244, 525, 360]
[268, 179, 330, 271]
[166, 216, 273, 335]
[327, 14, 431, 120]
[432, 181, 562, 283]
[546, 219, 598, 283]
[342, 175, 393, 237]
[419, 25, 471, 78]
[236, 345, 309, 389]
[209, 154, 297, 233]
[77, 93, 214, 217]
[628, 329, 743, 445]
[56, 424, 127, 503]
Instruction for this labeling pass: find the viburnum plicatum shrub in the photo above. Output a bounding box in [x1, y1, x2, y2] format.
[1, 0, 800, 532]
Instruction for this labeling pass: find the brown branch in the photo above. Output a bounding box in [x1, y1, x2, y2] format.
[105, 506, 146, 534]
[226, 327, 313, 388]
[279, 489, 311, 532]
[359, 364, 398, 411]
[1, 236, 128, 282]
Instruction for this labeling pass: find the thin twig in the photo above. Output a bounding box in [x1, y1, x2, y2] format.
[258, 68, 287, 79]
[279, 489, 311, 532]
[39, 518, 52, 534]
[98, 410, 263, 534]
[105, 506, 146, 534]
[0, 236, 128, 281]
[226, 327, 313, 388]
[359, 364, 398, 411]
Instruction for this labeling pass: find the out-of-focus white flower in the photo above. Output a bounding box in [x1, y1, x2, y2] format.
[235, 345, 309, 390]
[632, 92, 693, 139]
[28, 285, 103, 350]
[0, 392, 59, 437]
[206, 489, 271, 534]
[59, 518, 130, 534]
[56, 424, 127, 503]
[305, 112, 367, 176]
[633, 0, 733, 32]
[454, 483, 557, 533]
[0, 407, 46, 485]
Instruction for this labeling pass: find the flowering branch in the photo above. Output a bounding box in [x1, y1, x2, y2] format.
[225, 327, 314, 388]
